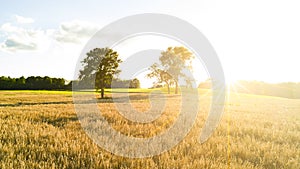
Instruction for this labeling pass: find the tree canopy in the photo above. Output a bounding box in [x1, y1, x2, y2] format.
[0, 76, 66, 90]
[147, 63, 173, 94]
[79, 47, 122, 98]
[148, 46, 194, 94]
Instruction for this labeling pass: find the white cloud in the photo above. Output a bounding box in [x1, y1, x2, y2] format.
[15, 15, 34, 24]
[1, 37, 37, 51]
[0, 18, 100, 53]
[55, 20, 99, 43]
[0, 23, 49, 52]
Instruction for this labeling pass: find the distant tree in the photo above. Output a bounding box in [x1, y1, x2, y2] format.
[51, 78, 65, 89]
[129, 78, 141, 88]
[184, 76, 195, 88]
[109, 78, 129, 88]
[0, 76, 66, 90]
[16, 76, 26, 89]
[26, 76, 36, 89]
[79, 48, 122, 98]
[198, 78, 212, 89]
[43, 76, 52, 90]
[0, 76, 12, 89]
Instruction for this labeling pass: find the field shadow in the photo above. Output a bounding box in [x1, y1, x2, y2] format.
[35, 116, 78, 128]
[95, 93, 178, 103]
[0, 101, 73, 107]
[0, 93, 182, 107]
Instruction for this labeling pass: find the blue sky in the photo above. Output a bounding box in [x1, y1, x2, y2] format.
[1, 0, 300, 87]
[0, 0, 170, 29]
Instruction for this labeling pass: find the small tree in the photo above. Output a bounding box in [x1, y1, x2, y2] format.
[185, 76, 195, 88]
[79, 48, 122, 98]
[129, 78, 141, 88]
[147, 63, 173, 94]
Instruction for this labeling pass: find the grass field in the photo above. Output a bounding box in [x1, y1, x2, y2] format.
[0, 89, 299, 168]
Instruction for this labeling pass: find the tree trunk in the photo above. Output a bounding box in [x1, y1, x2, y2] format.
[175, 82, 178, 94]
[101, 88, 104, 98]
[167, 84, 170, 94]
[164, 81, 170, 94]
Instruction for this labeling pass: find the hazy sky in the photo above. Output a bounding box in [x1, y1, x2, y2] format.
[1, 0, 300, 87]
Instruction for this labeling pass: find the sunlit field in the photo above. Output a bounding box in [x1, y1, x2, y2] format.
[0, 90, 299, 168]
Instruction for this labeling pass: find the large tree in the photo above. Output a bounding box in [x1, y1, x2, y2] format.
[79, 48, 122, 98]
[160, 46, 194, 94]
[148, 46, 194, 94]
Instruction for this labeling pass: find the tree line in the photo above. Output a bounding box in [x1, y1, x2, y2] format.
[199, 79, 300, 99]
[232, 81, 300, 99]
[72, 78, 140, 89]
[0, 76, 140, 90]
[0, 76, 66, 90]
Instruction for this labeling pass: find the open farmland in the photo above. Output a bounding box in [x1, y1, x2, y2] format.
[0, 90, 299, 168]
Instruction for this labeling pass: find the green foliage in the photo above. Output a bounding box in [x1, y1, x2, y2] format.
[147, 63, 173, 93]
[159, 46, 194, 79]
[148, 46, 194, 94]
[0, 76, 65, 90]
[79, 48, 122, 98]
[129, 78, 140, 88]
[72, 78, 141, 89]
[109, 78, 140, 88]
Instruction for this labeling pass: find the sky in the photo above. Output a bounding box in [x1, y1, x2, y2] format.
[0, 0, 300, 87]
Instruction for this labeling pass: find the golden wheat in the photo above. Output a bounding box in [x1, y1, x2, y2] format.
[0, 90, 299, 168]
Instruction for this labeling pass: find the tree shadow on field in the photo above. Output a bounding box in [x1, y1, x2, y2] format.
[72, 95, 150, 104]
[0, 101, 73, 107]
[31, 115, 79, 128]
[94, 93, 180, 103]
[0, 93, 181, 107]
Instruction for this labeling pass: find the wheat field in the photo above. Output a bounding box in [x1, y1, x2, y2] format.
[0, 90, 299, 168]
